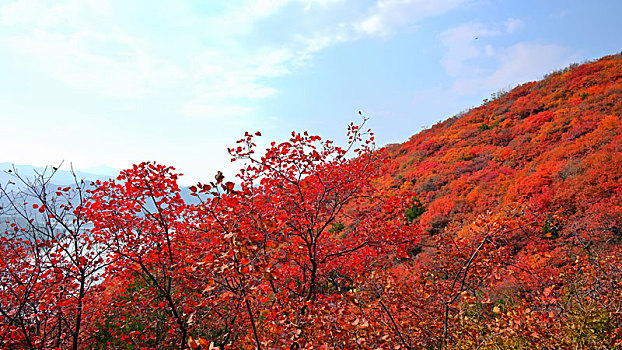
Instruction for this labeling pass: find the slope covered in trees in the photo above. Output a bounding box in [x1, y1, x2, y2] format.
[371, 52, 622, 348]
[378, 53, 622, 238]
[1, 54, 621, 349]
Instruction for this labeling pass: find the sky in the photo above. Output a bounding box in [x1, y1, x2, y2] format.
[1, 0, 621, 185]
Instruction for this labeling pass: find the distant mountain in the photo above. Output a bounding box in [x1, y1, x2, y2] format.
[0, 162, 113, 188]
[80, 165, 121, 177]
[0, 162, 201, 204]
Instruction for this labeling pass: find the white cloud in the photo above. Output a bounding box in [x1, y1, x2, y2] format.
[210, 0, 345, 37]
[182, 0, 471, 118]
[551, 9, 569, 19]
[180, 47, 294, 118]
[452, 43, 573, 94]
[1, 0, 183, 98]
[0, 0, 347, 105]
[0, 0, 112, 28]
[3, 29, 183, 98]
[484, 44, 495, 56]
[504, 18, 523, 34]
[440, 22, 501, 77]
[0, 0, 472, 118]
[440, 19, 575, 95]
[247, 0, 343, 18]
[355, 0, 468, 37]
[288, 0, 469, 73]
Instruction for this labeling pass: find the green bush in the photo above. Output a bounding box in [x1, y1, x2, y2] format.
[328, 222, 345, 233]
[405, 198, 425, 222]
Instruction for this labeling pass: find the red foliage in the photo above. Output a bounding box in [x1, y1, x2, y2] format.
[2, 54, 622, 349]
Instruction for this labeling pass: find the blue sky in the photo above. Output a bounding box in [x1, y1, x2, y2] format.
[1, 0, 621, 184]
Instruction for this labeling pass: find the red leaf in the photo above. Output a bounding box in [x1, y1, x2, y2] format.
[188, 336, 199, 350]
[198, 338, 210, 348]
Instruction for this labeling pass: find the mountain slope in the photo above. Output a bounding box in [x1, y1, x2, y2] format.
[363, 53, 622, 348]
[377, 53, 622, 240]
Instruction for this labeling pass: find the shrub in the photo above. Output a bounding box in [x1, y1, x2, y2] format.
[405, 198, 425, 222]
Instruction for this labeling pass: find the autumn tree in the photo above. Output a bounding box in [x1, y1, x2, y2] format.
[180, 117, 418, 348]
[83, 162, 196, 349]
[0, 166, 107, 350]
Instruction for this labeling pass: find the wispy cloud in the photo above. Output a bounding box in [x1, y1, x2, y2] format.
[440, 18, 574, 95]
[452, 43, 574, 94]
[1, 0, 184, 98]
[0, 0, 470, 119]
[440, 22, 503, 77]
[181, 48, 293, 117]
[4, 30, 184, 98]
[355, 0, 468, 37]
[504, 18, 524, 34]
[0, 0, 112, 27]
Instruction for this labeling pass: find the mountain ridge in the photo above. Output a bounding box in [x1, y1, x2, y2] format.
[0, 162, 114, 187]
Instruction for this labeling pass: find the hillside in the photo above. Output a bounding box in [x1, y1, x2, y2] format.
[2, 54, 621, 349]
[377, 54, 622, 240]
[367, 53, 622, 348]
